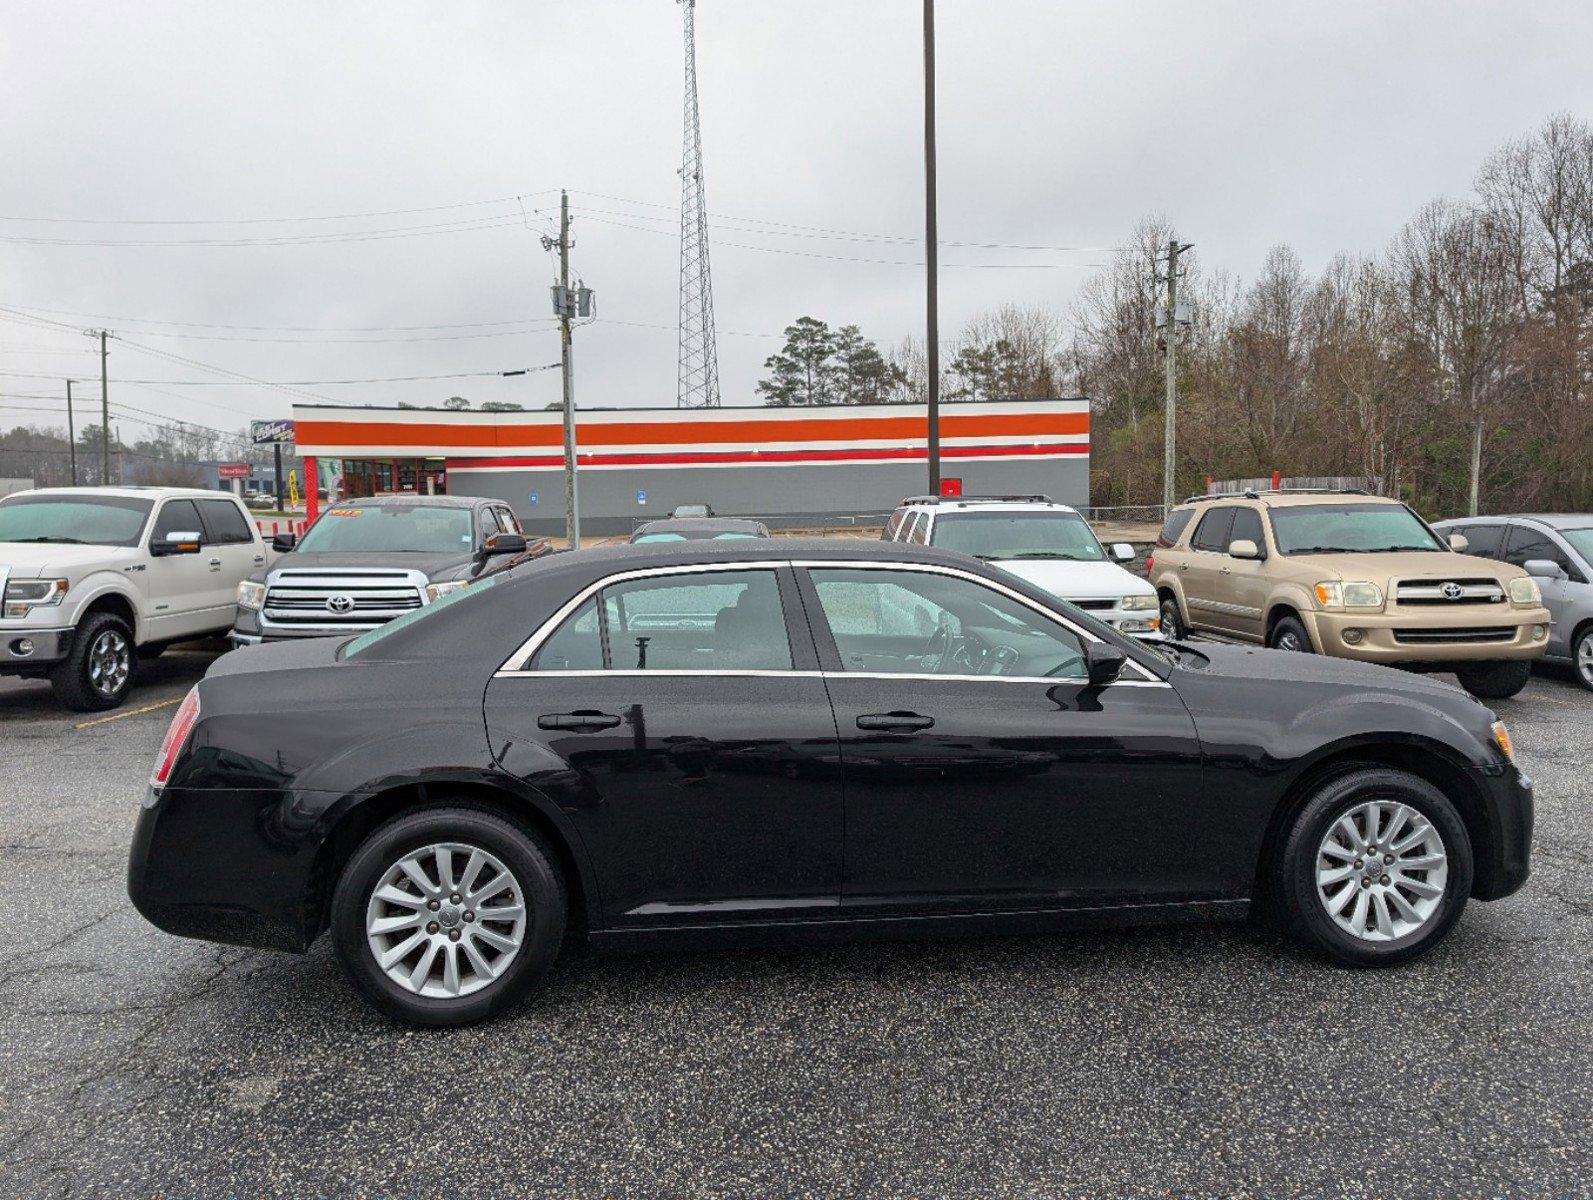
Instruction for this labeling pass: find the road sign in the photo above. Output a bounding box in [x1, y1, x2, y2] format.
[636, 489, 648, 505]
[527, 491, 539, 506]
[217, 463, 250, 479]
[250, 419, 295, 444]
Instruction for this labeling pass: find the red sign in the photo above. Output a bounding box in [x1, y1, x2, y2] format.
[939, 476, 963, 497]
[217, 463, 250, 479]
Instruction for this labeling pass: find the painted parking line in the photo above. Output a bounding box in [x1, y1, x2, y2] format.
[74, 696, 182, 730]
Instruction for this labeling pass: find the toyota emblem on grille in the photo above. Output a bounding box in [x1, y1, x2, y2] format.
[1441, 582, 1464, 601]
[325, 594, 356, 614]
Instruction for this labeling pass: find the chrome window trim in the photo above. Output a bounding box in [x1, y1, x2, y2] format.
[496, 558, 1165, 686]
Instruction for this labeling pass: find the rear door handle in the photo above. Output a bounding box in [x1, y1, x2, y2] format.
[856, 711, 934, 732]
[537, 710, 621, 731]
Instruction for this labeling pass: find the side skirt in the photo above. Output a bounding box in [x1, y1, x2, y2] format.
[587, 897, 1250, 956]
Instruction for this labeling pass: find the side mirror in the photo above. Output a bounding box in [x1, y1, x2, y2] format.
[1084, 640, 1127, 687]
[150, 531, 202, 556]
[271, 532, 296, 552]
[481, 531, 528, 557]
[1522, 558, 1567, 581]
[1111, 542, 1136, 563]
[1447, 533, 1470, 553]
[1228, 538, 1260, 559]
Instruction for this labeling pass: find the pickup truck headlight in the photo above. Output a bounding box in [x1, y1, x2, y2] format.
[236, 580, 266, 611]
[3, 577, 68, 618]
[1507, 576, 1541, 605]
[1314, 580, 1384, 611]
[1120, 594, 1158, 611]
[424, 580, 471, 603]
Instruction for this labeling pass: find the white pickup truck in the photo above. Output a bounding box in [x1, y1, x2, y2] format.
[0, 486, 268, 711]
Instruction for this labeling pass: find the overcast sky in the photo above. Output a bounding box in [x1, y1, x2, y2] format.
[2, 0, 1590, 444]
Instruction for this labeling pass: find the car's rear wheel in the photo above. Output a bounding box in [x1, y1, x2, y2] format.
[1158, 594, 1186, 640]
[331, 806, 566, 1026]
[1571, 626, 1593, 692]
[1276, 768, 1472, 966]
[1268, 615, 1313, 653]
[1454, 659, 1532, 699]
[49, 612, 136, 711]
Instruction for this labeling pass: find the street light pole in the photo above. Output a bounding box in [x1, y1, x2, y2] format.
[65, 380, 77, 485]
[923, 0, 941, 496]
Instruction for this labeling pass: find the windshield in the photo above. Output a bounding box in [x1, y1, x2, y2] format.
[634, 530, 760, 543]
[295, 504, 474, 553]
[0, 495, 153, 547]
[1561, 528, 1593, 564]
[930, 511, 1105, 562]
[1269, 503, 1443, 555]
[342, 573, 502, 658]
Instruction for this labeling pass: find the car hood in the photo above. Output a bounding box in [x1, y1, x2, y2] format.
[1296, 550, 1525, 585]
[1177, 641, 1471, 701]
[262, 550, 473, 582]
[0, 542, 137, 577]
[992, 557, 1152, 601]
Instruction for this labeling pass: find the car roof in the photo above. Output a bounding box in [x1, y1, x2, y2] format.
[9, 485, 237, 501]
[903, 499, 1079, 514]
[634, 517, 768, 535]
[1178, 492, 1401, 509]
[1499, 513, 1593, 528]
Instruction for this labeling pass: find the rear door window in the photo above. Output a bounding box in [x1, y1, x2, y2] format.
[1157, 507, 1195, 548]
[907, 513, 929, 545]
[1190, 508, 1236, 553]
[196, 498, 253, 544]
[883, 508, 907, 541]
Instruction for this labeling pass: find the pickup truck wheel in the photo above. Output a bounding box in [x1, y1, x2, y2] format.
[1276, 768, 1471, 967]
[49, 613, 136, 711]
[1453, 659, 1532, 700]
[1268, 615, 1313, 653]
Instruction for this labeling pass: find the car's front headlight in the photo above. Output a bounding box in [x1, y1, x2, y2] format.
[1507, 576, 1541, 605]
[425, 580, 471, 603]
[1120, 594, 1158, 611]
[236, 580, 266, 611]
[3, 577, 68, 619]
[1314, 580, 1384, 611]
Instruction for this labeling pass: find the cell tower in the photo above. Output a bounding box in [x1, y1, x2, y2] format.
[676, 0, 722, 407]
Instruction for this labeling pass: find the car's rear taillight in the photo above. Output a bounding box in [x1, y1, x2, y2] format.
[1144, 553, 1155, 575]
[151, 687, 201, 790]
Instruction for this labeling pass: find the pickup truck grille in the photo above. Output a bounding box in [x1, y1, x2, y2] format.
[1394, 578, 1506, 606]
[1392, 626, 1515, 645]
[261, 568, 427, 631]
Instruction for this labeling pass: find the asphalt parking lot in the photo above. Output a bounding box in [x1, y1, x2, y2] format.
[1, 648, 1589, 1198]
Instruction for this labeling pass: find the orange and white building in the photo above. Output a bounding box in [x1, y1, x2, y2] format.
[290, 397, 1090, 534]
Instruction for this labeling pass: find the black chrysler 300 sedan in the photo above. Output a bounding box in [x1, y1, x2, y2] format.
[129, 539, 1534, 1026]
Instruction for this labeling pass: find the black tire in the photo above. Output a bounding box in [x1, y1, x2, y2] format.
[331, 805, 566, 1027]
[1453, 659, 1532, 700]
[1275, 768, 1472, 967]
[1268, 614, 1314, 653]
[1158, 593, 1186, 640]
[48, 612, 136, 712]
[1570, 626, 1593, 693]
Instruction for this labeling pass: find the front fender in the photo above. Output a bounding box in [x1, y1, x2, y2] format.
[67, 575, 144, 639]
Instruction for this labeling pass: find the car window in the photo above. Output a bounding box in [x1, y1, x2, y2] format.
[1229, 507, 1265, 553]
[1457, 523, 1505, 558]
[1190, 508, 1236, 553]
[1502, 525, 1574, 575]
[809, 567, 1088, 680]
[479, 507, 501, 537]
[1269, 503, 1442, 554]
[602, 571, 792, 671]
[929, 511, 1105, 562]
[1559, 527, 1593, 568]
[196, 498, 253, 544]
[884, 508, 907, 541]
[1157, 507, 1195, 548]
[152, 499, 203, 542]
[906, 512, 929, 545]
[495, 507, 521, 534]
[528, 596, 603, 670]
[0, 494, 152, 547]
[295, 503, 474, 553]
[633, 532, 688, 543]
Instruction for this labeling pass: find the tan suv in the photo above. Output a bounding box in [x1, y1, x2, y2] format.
[1148, 490, 1552, 698]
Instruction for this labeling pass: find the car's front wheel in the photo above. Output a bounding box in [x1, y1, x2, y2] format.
[1570, 626, 1593, 692]
[1158, 593, 1186, 640]
[49, 612, 136, 711]
[1268, 615, 1313, 653]
[331, 806, 567, 1026]
[1276, 768, 1472, 966]
[1454, 659, 1532, 699]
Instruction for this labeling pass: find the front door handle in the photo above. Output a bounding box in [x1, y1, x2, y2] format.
[857, 711, 934, 732]
[537, 710, 621, 731]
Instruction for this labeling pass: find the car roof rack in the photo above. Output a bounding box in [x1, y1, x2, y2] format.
[898, 494, 1056, 506]
[1180, 487, 1370, 503]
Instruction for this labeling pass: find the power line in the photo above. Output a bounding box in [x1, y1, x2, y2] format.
[0, 302, 556, 334]
[0, 193, 555, 226]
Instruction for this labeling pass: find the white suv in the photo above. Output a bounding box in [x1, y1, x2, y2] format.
[882, 495, 1161, 639]
[0, 487, 268, 710]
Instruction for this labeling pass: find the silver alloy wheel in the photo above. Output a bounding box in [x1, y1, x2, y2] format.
[1578, 633, 1593, 687]
[365, 841, 528, 999]
[1316, 800, 1449, 943]
[1160, 598, 1182, 638]
[1274, 628, 1306, 652]
[87, 629, 131, 696]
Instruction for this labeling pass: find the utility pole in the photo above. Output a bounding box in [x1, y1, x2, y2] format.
[65, 380, 77, 484]
[1159, 241, 1190, 512]
[96, 331, 110, 486]
[557, 190, 580, 549]
[922, 0, 941, 495]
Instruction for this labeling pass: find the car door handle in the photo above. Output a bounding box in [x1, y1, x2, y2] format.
[1220, 565, 1232, 574]
[856, 711, 934, 731]
[1178, 562, 1188, 570]
[537, 710, 621, 731]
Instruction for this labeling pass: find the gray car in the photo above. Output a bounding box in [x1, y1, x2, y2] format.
[1433, 514, 1593, 690]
